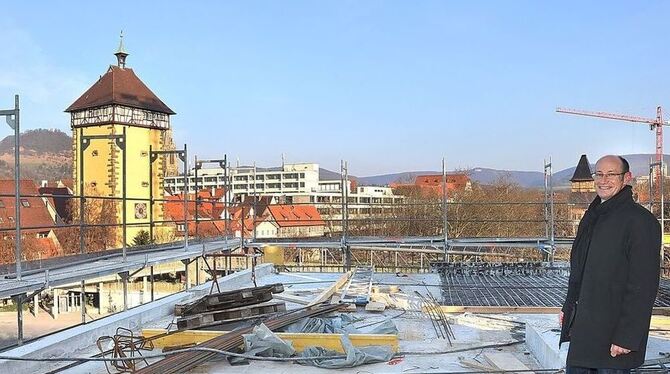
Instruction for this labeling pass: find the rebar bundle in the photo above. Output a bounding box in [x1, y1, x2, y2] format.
[135, 302, 345, 374]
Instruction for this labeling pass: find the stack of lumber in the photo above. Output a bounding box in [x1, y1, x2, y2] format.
[175, 283, 286, 329]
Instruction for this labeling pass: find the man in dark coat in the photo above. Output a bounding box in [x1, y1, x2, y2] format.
[559, 155, 661, 373]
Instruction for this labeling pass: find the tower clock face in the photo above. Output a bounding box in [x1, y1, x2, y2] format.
[134, 203, 148, 219]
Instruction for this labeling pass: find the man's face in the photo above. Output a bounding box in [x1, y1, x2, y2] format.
[594, 156, 632, 201]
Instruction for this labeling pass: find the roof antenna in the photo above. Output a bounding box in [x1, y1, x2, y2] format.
[114, 30, 129, 68]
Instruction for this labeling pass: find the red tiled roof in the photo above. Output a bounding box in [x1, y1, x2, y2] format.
[229, 218, 256, 235]
[415, 174, 470, 189]
[0, 180, 55, 232]
[267, 205, 325, 227]
[164, 193, 220, 221]
[65, 65, 175, 115]
[391, 173, 471, 197]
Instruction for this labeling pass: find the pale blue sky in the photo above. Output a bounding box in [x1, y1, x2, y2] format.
[1, 1, 668, 176]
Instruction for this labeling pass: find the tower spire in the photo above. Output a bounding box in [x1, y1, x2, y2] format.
[114, 31, 129, 68]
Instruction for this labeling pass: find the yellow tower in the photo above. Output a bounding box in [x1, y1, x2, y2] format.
[65, 36, 176, 248]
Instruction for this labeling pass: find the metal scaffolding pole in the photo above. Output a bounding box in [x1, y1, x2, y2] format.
[544, 159, 555, 263]
[193, 158, 226, 226]
[650, 157, 655, 212]
[544, 159, 549, 240]
[442, 158, 448, 261]
[184, 145, 189, 249]
[650, 159, 665, 263]
[0, 95, 20, 280]
[341, 160, 351, 270]
[1, 95, 25, 347]
[149, 145, 153, 242]
[253, 162, 257, 242]
[80, 280, 86, 323]
[194, 155, 199, 240]
[223, 155, 228, 242]
[79, 128, 85, 257]
[150, 146, 187, 244]
[122, 127, 127, 261]
[121, 272, 128, 311]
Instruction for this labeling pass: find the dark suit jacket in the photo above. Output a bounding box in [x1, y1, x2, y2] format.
[561, 186, 660, 369]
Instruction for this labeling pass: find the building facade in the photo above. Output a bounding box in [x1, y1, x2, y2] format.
[65, 40, 176, 246]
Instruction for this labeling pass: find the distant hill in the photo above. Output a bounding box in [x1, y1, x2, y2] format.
[347, 154, 670, 189]
[0, 129, 72, 181]
[318, 168, 343, 181]
[0, 129, 71, 154]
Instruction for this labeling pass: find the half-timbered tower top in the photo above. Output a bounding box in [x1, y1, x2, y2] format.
[65, 40, 175, 129]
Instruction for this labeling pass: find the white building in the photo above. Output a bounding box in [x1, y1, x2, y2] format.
[163, 162, 404, 234]
[165, 163, 327, 196]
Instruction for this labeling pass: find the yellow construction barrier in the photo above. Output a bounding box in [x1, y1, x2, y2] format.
[142, 329, 399, 353]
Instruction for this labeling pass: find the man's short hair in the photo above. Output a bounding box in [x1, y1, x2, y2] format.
[618, 156, 630, 173]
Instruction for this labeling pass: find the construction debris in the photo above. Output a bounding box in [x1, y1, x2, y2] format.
[174, 283, 286, 329]
[308, 271, 353, 306]
[415, 291, 455, 345]
[365, 301, 386, 312]
[135, 303, 347, 374]
[175, 283, 284, 316]
[96, 327, 155, 374]
[482, 352, 531, 371]
[177, 300, 287, 329]
[142, 328, 400, 353]
[340, 266, 373, 305]
[298, 334, 394, 369]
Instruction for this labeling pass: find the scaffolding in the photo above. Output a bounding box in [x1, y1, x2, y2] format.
[1, 95, 669, 350]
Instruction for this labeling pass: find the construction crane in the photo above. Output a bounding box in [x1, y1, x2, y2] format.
[556, 106, 669, 188]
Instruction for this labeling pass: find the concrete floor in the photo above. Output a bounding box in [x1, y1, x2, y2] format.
[4, 267, 670, 373]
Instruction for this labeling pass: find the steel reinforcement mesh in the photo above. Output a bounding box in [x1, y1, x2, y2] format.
[432, 262, 670, 307]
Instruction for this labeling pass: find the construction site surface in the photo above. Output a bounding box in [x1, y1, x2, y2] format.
[1, 262, 669, 373]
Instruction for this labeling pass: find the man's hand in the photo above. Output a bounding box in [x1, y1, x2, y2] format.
[610, 344, 631, 357]
[558, 311, 563, 326]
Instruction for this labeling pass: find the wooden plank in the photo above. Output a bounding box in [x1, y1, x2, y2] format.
[176, 292, 274, 316]
[652, 307, 670, 316]
[483, 352, 530, 371]
[308, 271, 353, 306]
[177, 301, 286, 329]
[142, 329, 399, 353]
[272, 293, 311, 305]
[175, 283, 284, 316]
[458, 357, 497, 371]
[365, 301, 386, 312]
